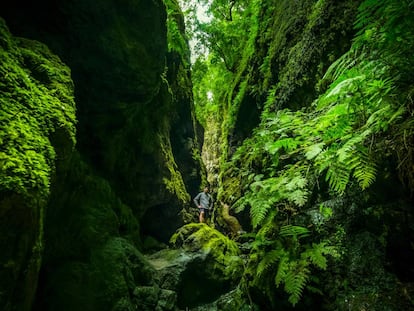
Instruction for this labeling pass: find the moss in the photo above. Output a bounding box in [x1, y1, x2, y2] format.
[159, 133, 191, 204]
[260, 0, 361, 111]
[0, 18, 76, 311]
[170, 223, 242, 279]
[0, 19, 76, 202]
[43, 152, 138, 259]
[192, 288, 256, 311]
[0, 1, 200, 309]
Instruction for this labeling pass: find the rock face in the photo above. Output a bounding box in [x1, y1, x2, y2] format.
[0, 19, 77, 311]
[0, 0, 202, 310]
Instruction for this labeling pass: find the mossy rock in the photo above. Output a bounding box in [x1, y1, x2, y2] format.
[0, 18, 76, 311]
[168, 224, 244, 308]
[37, 237, 154, 311]
[132, 286, 177, 311]
[192, 288, 259, 311]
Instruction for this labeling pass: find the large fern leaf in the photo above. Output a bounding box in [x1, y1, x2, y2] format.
[337, 137, 377, 190]
[279, 225, 310, 239]
[284, 261, 310, 306]
[351, 147, 377, 189]
[302, 243, 326, 270]
[325, 161, 351, 194]
[275, 255, 290, 287]
[250, 200, 272, 228]
[305, 142, 325, 160]
[256, 249, 286, 276]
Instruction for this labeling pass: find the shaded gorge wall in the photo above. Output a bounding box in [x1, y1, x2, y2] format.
[0, 0, 202, 310]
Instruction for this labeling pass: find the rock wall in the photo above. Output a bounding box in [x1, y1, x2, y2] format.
[0, 0, 202, 310]
[0, 19, 76, 311]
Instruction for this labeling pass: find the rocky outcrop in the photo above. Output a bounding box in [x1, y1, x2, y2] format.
[147, 224, 244, 310]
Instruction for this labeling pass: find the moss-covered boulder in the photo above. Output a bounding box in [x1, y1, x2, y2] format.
[150, 223, 244, 309]
[0, 18, 76, 311]
[191, 288, 258, 311]
[142, 224, 245, 309]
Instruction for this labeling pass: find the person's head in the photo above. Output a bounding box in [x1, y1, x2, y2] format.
[203, 186, 209, 193]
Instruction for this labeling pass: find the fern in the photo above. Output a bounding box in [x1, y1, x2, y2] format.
[248, 182, 277, 228]
[305, 142, 325, 160]
[284, 262, 310, 306]
[279, 225, 310, 239]
[322, 48, 364, 82]
[301, 242, 339, 270]
[204, 0, 414, 307]
[274, 254, 290, 287]
[250, 221, 339, 306]
[325, 161, 351, 194]
[336, 134, 378, 190]
[256, 249, 286, 277]
[250, 201, 272, 228]
[349, 146, 377, 189]
[269, 137, 301, 153]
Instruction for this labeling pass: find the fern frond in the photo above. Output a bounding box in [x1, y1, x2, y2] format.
[315, 148, 335, 173]
[256, 249, 285, 276]
[269, 137, 300, 153]
[325, 75, 364, 98]
[279, 225, 310, 239]
[337, 133, 367, 162]
[255, 211, 279, 240]
[301, 242, 340, 270]
[288, 189, 309, 206]
[275, 255, 290, 287]
[301, 244, 327, 270]
[350, 146, 377, 189]
[250, 237, 275, 251]
[248, 179, 281, 228]
[233, 196, 248, 213]
[250, 200, 272, 228]
[305, 142, 325, 160]
[323, 48, 364, 82]
[355, 0, 383, 29]
[284, 262, 310, 306]
[325, 162, 351, 194]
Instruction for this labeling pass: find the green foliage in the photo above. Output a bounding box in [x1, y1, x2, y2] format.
[190, 0, 260, 131]
[249, 223, 339, 306]
[187, 0, 414, 307]
[212, 0, 414, 306]
[164, 0, 189, 58]
[0, 20, 76, 202]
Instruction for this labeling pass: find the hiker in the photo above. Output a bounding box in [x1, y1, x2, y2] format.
[193, 186, 213, 223]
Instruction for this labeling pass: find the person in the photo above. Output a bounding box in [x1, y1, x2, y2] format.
[193, 186, 213, 223]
